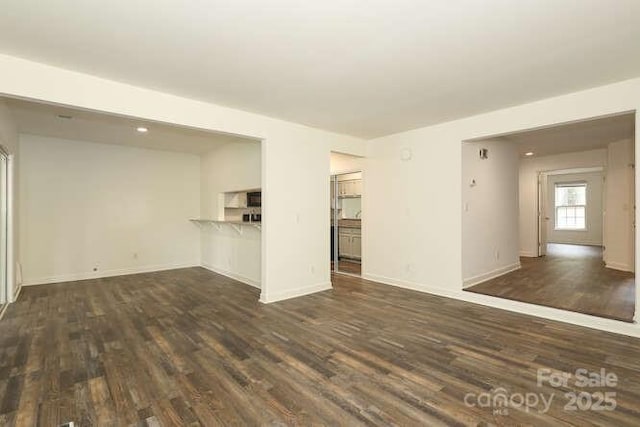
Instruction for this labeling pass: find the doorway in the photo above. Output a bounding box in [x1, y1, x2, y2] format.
[537, 167, 606, 257]
[331, 171, 362, 276]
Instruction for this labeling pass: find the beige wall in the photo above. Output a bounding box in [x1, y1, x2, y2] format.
[19, 134, 201, 284]
[462, 140, 520, 286]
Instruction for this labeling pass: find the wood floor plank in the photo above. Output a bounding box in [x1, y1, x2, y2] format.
[467, 243, 635, 321]
[0, 267, 639, 425]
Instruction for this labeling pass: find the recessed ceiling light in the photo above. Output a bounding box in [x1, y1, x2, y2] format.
[525, 152, 534, 156]
[136, 126, 148, 133]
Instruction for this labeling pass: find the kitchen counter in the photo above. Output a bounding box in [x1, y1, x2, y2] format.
[190, 219, 261, 225]
[189, 219, 261, 231]
[337, 219, 361, 229]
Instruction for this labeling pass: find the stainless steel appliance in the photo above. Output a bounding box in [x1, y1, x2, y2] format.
[247, 191, 261, 207]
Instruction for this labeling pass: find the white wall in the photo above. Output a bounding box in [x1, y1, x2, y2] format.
[0, 100, 19, 301]
[0, 54, 366, 304]
[19, 135, 201, 284]
[519, 149, 607, 256]
[605, 139, 635, 272]
[365, 77, 640, 336]
[546, 171, 603, 246]
[200, 141, 261, 287]
[462, 140, 520, 286]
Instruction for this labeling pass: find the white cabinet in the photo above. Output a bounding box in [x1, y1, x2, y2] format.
[338, 227, 361, 260]
[338, 179, 362, 197]
[224, 192, 247, 208]
[338, 233, 351, 257]
[353, 179, 362, 196]
[351, 234, 362, 258]
[337, 181, 348, 197]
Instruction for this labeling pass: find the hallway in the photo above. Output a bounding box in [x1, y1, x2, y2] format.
[465, 244, 636, 322]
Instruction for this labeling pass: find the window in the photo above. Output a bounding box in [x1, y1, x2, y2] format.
[555, 183, 586, 230]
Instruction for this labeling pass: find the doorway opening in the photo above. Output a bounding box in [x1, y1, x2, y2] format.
[462, 112, 636, 322]
[330, 152, 363, 277]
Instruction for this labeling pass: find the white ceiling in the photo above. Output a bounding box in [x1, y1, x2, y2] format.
[502, 113, 635, 157]
[1, 1, 640, 139]
[5, 98, 254, 154]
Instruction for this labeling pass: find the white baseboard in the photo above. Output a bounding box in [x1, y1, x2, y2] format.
[200, 264, 261, 289]
[12, 283, 22, 301]
[548, 241, 603, 247]
[519, 251, 537, 258]
[362, 272, 640, 339]
[260, 281, 332, 304]
[21, 262, 199, 286]
[363, 273, 463, 300]
[605, 262, 634, 273]
[462, 262, 521, 288]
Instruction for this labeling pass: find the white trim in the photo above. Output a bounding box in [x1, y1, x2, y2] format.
[605, 262, 634, 273]
[545, 167, 605, 176]
[363, 273, 640, 338]
[332, 270, 361, 279]
[21, 262, 199, 286]
[200, 263, 261, 289]
[462, 262, 521, 288]
[519, 251, 537, 257]
[6, 154, 14, 303]
[12, 279, 22, 301]
[260, 281, 332, 304]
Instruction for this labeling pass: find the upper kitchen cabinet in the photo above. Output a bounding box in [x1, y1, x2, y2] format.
[337, 172, 362, 198]
[224, 191, 247, 208]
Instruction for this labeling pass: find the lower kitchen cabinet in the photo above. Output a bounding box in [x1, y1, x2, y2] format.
[338, 227, 361, 260]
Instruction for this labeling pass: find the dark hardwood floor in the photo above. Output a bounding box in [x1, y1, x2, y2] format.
[1, 268, 640, 425]
[332, 259, 362, 276]
[466, 244, 636, 322]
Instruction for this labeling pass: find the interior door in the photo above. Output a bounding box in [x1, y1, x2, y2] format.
[629, 161, 636, 272]
[0, 152, 7, 305]
[538, 173, 548, 256]
[330, 176, 338, 272]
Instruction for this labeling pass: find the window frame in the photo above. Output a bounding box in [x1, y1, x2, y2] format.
[554, 182, 588, 231]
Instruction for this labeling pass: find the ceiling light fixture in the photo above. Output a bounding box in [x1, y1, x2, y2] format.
[136, 126, 148, 133]
[525, 152, 534, 156]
